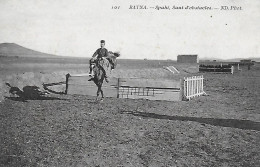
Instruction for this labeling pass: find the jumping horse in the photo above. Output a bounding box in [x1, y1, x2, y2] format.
[89, 52, 120, 100]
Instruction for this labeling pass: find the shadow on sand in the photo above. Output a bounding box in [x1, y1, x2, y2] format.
[121, 110, 260, 131]
[5, 83, 68, 102]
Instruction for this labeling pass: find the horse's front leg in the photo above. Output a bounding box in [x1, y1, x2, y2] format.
[96, 84, 104, 101]
[100, 87, 104, 99]
[98, 83, 104, 99]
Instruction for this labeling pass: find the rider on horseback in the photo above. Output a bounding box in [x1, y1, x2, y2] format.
[89, 40, 109, 82]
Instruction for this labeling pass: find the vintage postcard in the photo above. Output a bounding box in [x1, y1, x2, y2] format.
[0, 0, 259, 166]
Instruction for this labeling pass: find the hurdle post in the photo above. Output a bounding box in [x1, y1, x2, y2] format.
[117, 78, 120, 98]
[65, 73, 70, 94]
[180, 78, 184, 101]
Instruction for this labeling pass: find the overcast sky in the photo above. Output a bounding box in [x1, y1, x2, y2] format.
[0, 0, 259, 60]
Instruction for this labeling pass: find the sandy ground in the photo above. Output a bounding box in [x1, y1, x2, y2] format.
[0, 60, 259, 166]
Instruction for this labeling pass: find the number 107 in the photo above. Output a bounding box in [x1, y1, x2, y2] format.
[112, 6, 120, 9]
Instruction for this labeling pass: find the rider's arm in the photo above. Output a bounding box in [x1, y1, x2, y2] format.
[92, 49, 99, 57]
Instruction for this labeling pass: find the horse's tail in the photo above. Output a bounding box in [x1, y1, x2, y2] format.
[108, 51, 120, 58]
[106, 51, 120, 70]
[113, 51, 120, 57]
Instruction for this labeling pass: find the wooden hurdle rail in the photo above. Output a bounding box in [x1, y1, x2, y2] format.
[118, 78, 182, 101]
[183, 75, 205, 100]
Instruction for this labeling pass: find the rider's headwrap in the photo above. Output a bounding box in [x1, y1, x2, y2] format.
[100, 40, 105, 43]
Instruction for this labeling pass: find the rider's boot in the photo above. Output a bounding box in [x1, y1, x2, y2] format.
[88, 66, 94, 81]
[89, 68, 94, 77]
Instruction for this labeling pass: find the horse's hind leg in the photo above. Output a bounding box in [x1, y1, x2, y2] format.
[96, 88, 100, 100]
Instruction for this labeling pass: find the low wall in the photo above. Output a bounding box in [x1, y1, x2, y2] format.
[0, 71, 69, 102]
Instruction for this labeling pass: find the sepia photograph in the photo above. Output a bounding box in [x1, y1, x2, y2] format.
[0, 0, 259, 166]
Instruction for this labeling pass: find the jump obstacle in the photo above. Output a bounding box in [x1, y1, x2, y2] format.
[199, 64, 234, 74]
[163, 66, 180, 74]
[184, 76, 205, 100]
[65, 74, 205, 101]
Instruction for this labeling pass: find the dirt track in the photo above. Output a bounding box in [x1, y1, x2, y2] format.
[0, 62, 260, 166]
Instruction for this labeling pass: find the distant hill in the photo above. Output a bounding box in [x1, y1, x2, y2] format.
[225, 57, 260, 62]
[0, 43, 58, 58]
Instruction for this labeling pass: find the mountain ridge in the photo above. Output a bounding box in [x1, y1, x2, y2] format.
[0, 43, 59, 58]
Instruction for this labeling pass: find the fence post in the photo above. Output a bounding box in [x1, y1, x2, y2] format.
[200, 76, 203, 93]
[183, 77, 186, 100]
[196, 76, 198, 96]
[186, 77, 189, 100]
[65, 73, 70, 94]
[117, 78, 120, 98]
[180, 78, 184, 101]
[231, 66, 234, 74]
[201, 76, 204, 94]
[199, 76, 202, 95]
[191, 77, 193, 99]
